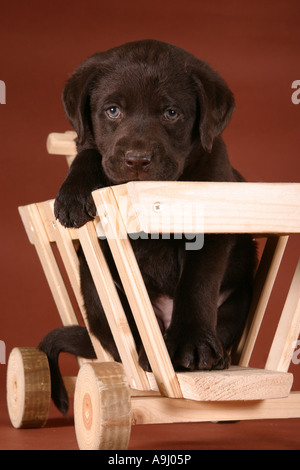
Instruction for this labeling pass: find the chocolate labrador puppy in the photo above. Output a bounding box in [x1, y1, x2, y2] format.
[39, 40, 256, 414]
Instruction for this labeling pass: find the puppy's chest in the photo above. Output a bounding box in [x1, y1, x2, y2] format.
[131, 237, 183, 297]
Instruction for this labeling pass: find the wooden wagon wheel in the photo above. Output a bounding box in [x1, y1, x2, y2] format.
[74, 361, 132, 450]
[6, 347, 51, 428]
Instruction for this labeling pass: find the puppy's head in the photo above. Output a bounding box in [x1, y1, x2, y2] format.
[63, 40, 234, 184]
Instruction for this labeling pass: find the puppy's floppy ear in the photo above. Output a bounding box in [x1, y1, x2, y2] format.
[190, 60, 235, 153]
[62, 53, 102, 147]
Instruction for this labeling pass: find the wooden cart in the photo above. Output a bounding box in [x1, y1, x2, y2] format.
[7, 132, 300, 450]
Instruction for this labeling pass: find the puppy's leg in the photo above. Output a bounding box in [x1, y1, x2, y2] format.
[39, 326, 96, 415]
[54, 149, 106, 228]
[216, 285, 253, 367]
[216, 234, 256, 366]
[79, 245, 141, 360]
[165, 235, 232, 371]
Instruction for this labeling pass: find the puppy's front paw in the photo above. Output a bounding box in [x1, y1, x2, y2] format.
[166, 329, 228, 371]
[54, 187, 96, 228]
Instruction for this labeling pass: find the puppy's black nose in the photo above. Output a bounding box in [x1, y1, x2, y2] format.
[125, 151, 152, 171]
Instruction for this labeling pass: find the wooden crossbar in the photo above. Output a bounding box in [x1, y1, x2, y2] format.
[110, 181, 300, 235]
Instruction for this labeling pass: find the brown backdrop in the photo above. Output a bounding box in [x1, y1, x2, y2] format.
[0, 0, 299, 449]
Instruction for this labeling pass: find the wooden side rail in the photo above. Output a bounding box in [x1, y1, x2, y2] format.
[18, 180, 300, 403]
[109, 181, 300, 235]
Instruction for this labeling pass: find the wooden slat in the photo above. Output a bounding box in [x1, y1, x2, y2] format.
[37, 201, 82, 310]
[237, 236, 289, 366]
[93, 187, 183, 399]
[112, 181, 300, 235]
[18, 204, 79, 326]
[266, 259, 300, 372]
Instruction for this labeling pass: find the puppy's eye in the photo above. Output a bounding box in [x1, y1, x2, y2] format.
[163, 109, 179, 121]
[106, 106, 122, 119]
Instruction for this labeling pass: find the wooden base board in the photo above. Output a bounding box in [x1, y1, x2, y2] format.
[146, 366, 293, 401]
